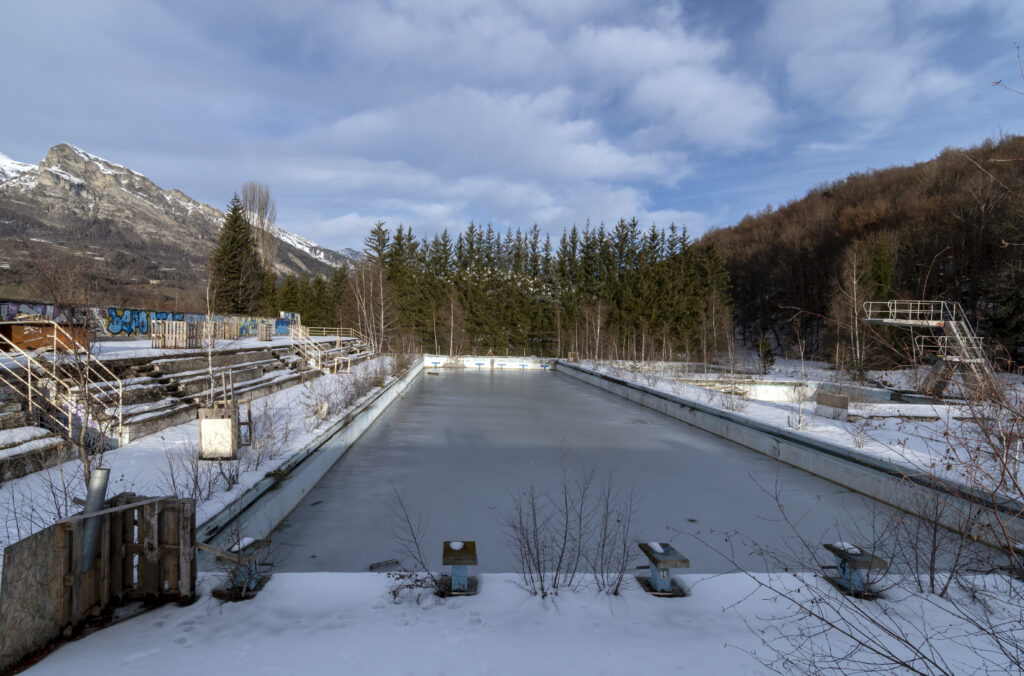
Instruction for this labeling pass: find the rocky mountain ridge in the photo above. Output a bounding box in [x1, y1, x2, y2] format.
[0, 143, 356, 278]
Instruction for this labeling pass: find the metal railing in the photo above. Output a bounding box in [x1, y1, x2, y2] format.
[289, 325, 329, 370]
[303, 326, 364, 341]
[862, 300, 967, 325]
[865, 300, 996, 396]
[0, 320, 123, 442]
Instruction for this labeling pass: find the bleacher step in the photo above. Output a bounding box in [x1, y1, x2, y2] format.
[0, 435, 68, 481]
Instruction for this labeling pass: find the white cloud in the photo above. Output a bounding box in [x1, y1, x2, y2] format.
[761, 0, 970, 126]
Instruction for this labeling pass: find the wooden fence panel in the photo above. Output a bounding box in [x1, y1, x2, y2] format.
[0, 494, 196, 673]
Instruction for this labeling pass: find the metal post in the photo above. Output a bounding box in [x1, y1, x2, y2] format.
[80, 468, 109, 573]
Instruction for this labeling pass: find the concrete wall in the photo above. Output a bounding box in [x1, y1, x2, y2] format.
[0, 525, 63, 672]
[0, 299, 291, 339]
[681, 379, 893, 404]
[555, 360, 1024, 546]
[197, 357, 424, 565]
[423, 354, 554, 370]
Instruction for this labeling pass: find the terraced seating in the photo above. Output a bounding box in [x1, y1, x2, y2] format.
[0, 424, 67, 481]
[103, 346, 321, 443]
[1, 332, 376, 454]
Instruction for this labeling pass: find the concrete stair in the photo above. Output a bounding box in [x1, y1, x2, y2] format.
[0, 425, 68, 481]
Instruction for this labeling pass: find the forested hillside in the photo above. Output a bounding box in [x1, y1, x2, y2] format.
[354, 220, 730, 360]
[705, 135, 1024, 365]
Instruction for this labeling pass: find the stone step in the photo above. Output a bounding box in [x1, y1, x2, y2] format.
[149, 349, 275, 376]
[74, 376, 172, 406]
[118, 400, 198, 445]
[181, 370, 308, 406]
[0, 435, 68, 482]
[0, 409, 27, 430]
[0, 425, 52, 452]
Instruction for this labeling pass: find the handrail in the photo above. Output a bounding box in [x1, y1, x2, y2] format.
[0, 320, 124, 442]
[0, 334, 74, 438]
[45, 320, 124, 439]
[862, 300, 968, 324]
[289, 325, 328, 370]
[303, 327, 364, 341]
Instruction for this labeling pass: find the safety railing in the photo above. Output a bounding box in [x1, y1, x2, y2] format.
[0, 337, 73, 438]
[303, 326, 364, 341]
[0, 320, 123, 442]
[289, 325, 328, 370]
[862, 300, 967, 325]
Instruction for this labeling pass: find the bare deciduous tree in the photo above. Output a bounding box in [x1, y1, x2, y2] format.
[240, 181, 278, 271]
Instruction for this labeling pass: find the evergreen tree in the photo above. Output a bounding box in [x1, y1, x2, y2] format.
[209, 194, 263, 314]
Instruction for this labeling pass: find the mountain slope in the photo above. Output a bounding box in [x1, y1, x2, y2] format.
[702, 135, 1024, 362]
[0, 144, 356, 290]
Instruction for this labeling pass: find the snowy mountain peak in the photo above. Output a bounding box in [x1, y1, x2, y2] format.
[0, 143, 358, 276]
[0, 152, 35, 185]
[58, 143, 143, 177]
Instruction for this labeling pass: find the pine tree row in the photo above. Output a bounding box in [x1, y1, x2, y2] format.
[365, 219, 732, 360]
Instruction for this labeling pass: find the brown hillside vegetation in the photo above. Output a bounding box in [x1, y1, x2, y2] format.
[705, 135, 1024, 366]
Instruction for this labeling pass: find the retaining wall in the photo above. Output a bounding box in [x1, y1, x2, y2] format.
[555, 360, 1024, 546]
[197, 357, 424, 565]
[423, 354, 554, 370]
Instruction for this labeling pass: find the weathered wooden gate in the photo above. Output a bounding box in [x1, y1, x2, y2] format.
[0, 493, 196, 673]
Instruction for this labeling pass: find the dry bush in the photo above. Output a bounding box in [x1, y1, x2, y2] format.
[243, 398, 291, 472]
[505, 466, 638, 597]
[157, 441, 217, 503]
[386, 487, 444, 601]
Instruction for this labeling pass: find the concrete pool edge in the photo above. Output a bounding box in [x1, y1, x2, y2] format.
[554, 360, 1024, 545]
[197, 357, 425, 564]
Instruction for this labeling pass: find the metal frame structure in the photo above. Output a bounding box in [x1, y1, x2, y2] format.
[862, 300, 995, 397]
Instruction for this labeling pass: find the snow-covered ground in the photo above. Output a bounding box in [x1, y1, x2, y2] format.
[0, 353, 398, 578]
[3, 350, 1023, 674]
[586, 358, 1024, 493]
[22, 570, 1009, 675]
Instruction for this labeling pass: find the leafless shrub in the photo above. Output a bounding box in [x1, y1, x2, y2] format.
[505, 465, 637, 597]
[242, 398, 291, 472]
[684, 472, 1018, 675]
[216, 458, 240, 490]
[157, 441, 216, 503]
[300, 376, 350, 432]
[386, 486, 444, 601]
[211, 519, 279, 602]
[587, 477, 638, 595]
[0, 458, 83, 543]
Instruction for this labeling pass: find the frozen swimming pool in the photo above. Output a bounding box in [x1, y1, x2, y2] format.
[273, 369, 882, 573]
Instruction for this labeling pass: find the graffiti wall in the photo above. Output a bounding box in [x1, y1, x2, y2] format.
[1, 300, 291, 339]
[0, 301, 76, 324]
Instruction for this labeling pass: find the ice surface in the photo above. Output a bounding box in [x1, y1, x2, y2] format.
[272, 370, 887, 574]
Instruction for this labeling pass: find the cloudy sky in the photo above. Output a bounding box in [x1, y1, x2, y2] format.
[2, 0, 1022, 251]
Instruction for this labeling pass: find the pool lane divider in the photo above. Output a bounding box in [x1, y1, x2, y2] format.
[197, 357, 425, 568]
[554, 360, 1024, 546]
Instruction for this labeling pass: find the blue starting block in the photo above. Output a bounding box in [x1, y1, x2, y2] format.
[442, 540, 479, 595]
[432, 360, 441, 368]
[497, 363, 505, 370]
[638, 542, 689, 595]
[520, 364, 527, 371]
[822, 542, 888, 596]
[540, 364, 550, 371]
[475, 362, 484, 370]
